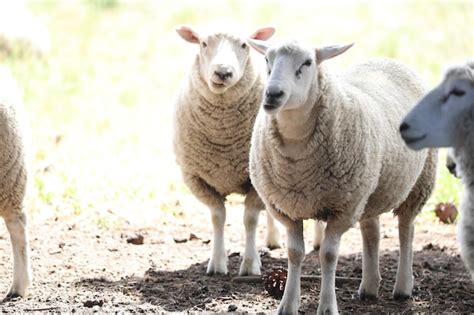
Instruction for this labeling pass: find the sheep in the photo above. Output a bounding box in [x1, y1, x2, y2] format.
[0, 1, 51, 57]
[400, 61, 474, 280]
[247, 39, 437, 314]
[0, 65, 31, 299]
[173, 25, 284, 276]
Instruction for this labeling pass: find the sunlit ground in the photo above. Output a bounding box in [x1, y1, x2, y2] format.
[1, 0, 472, 229]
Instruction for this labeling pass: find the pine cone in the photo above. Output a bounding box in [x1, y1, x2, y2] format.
[434, 202, 458, 224]
[262, 267, 287, 299]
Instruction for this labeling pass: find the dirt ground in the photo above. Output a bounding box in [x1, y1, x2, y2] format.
[0, 206, 472, 313]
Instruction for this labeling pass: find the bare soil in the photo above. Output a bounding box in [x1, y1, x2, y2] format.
[0, 208, 472, 313]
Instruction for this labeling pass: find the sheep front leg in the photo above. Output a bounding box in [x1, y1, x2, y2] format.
[317, 221, 349, 315]
[239, 190, 262, 275]
[358, 216, 381, 300]
[207, 207, 228, 275]
[277, 220, 304, 314]
[393, 216, 415, 299]
[4, 212, 31, 299]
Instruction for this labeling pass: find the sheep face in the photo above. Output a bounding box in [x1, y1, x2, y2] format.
[248, 39, 353, 114]
[176, 26, 275, 94]
[400, 64, 474, 150]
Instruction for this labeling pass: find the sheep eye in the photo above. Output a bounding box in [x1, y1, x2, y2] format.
[241, 42, 247, 49]
[302, 59, 312, 67]
[201, 41, 207, 48]
[265, 57, 268, 63]
[451, 88, 465, 97]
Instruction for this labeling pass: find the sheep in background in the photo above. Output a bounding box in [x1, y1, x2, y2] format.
[400, 61, 474, 280]
[0, 1, 51, 56]
[0, 65, 31, 299]
[446, 148, 459, 177]
[248, 39, 437, 314]
[173, 25, 281, 276]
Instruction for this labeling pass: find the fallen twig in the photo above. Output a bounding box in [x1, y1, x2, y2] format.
[24, 306, 61, 312]
[232, 274, 361, 285]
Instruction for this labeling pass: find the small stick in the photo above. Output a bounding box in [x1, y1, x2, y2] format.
[232, 275, 361, 285]
[24, 307, 61, 312]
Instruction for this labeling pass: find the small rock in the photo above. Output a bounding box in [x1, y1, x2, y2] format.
[173, 237, 188, 244]
[83, 300, 104, 308]
[228, 304, 238, 312]
[228, 252, 240, 258]
[189, 233, 200, 241]
[126, 233, 144, 245]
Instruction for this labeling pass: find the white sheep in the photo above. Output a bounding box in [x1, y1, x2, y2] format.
[400, 61, 474, 280]
[173, 25, 283, 276]
[247, 39, 437, 314]
[0, 66, 31, 299]
[0, 1, 51, 56]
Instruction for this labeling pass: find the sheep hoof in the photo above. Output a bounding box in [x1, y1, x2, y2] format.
[358, 290, 377, 301]
[393, 291, 411, 301]
[313, 244, 321, 251]
[238, 257, 261, 276]
[206, 261, 228, 276]
[267, 244, 281, 251]
[4, 292, 22, 302]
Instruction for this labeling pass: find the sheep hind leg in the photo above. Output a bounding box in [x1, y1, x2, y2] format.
[393, 150, 437, 300]
[265, 211, 281, 250]
[4, 212, 31, 299]
[313, 220, 325, 251]
[358, 216, 381, 300]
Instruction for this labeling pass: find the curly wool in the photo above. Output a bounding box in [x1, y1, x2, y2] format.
[0, 66, 27, 217]
[174, 49, 265, 203]
[250, 59, 437, 226]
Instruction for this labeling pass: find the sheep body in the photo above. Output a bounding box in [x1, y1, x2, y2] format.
[0, 65, 31, 298]
[248, 40, 437, 314]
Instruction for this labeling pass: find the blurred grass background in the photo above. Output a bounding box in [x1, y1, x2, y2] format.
[1, 0, 472, 227]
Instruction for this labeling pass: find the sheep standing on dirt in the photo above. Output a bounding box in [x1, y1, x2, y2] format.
[173, 25, 282, 276]
[400, 61, 474, 280]
[248, 39, 437, 314]
[0, 66, 31, 299]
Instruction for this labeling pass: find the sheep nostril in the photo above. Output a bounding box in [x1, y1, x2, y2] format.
[214, 70, 233, 81]
[266, 90, 284, 99]
[399, 122, 410, 132]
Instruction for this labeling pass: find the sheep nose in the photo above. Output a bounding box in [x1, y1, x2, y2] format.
[214, 69, 233, 81]
[266, 88, 285, 100]
[399, 122, 410, 132]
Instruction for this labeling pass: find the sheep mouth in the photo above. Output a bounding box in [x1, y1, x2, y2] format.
[402, 134, 427, 145]
[263, 103, 280, 112]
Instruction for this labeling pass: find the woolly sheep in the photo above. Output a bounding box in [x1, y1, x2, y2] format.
[247, 39, 437, 314]
[0, 1, 51, 56]
[400, 61, 474, 280]
[0, 65, 31, 299]
[173, 25, 283, 276]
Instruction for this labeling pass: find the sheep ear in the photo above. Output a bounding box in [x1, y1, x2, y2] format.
[175, 25, 200, 44]
[249, 27, 275, 41]
[316, 43, 354, 64]
[247, 38, 269, 55]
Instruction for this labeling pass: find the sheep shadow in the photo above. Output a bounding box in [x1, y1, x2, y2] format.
[76, 246, 473, 313]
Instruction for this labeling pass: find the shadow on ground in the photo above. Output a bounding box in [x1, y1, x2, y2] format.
[76, 244, 473, 313]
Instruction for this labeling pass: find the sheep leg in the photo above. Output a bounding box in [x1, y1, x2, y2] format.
[239, 189, 262, 275]
[207, 207, 228, 275]
[358, 216, 381, 300]
[393, 150, 437, 299]
[265, 211, 281, 250]
[317, 221, 349, 315]
[313, 220, 325, 251]
[4, 212, 31, 299]
[277, 220, 304, 315]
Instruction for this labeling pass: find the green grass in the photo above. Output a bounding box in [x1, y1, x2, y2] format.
[1, 0, 471, 227]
